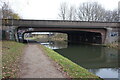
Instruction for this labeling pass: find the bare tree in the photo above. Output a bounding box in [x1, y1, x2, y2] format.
[58, 2, 68, 20]
[0, 1, 20, 19]
[58, 3, 77, 20]
[68, 6, 77, 20]
[2, 2, 15, 19]
[77, 2, 106, 21]
[0, 0, 3, 19]
[2, 2, 11, 19]
[58, 2, 119, 22]
[105, 9, 119, 22]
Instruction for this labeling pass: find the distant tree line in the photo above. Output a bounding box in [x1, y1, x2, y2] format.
[58, 2, 119, 22]
[0, 0, 20, 40]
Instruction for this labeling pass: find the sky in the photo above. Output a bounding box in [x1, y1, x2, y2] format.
[4, 0, 120, 20]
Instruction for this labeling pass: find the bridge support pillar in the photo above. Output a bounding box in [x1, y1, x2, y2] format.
[14, 28, 19, 42]
[104, 28, 118, 44]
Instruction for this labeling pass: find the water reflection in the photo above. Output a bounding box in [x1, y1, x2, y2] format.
[40, 41, 67, 49]
[55, 45, 118, 68]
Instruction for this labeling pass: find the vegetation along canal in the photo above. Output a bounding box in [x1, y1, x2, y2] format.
[40, 41, 119, 79]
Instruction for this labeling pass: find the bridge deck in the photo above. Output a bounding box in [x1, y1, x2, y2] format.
[2, 19, 119, 28]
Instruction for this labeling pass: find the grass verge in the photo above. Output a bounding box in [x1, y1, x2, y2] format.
[40, 45, 103, 80]
[2, 41, 25, 78]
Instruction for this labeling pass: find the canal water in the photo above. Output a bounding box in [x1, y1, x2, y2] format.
[39, 40, 119, 79]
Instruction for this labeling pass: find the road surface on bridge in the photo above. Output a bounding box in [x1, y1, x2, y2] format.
[20, 44, 67, 78]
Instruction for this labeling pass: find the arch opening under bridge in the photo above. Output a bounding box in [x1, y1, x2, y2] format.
[17, 27, 104, 44]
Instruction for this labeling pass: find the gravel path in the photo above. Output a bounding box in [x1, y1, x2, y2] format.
[20, 44, 66, 78]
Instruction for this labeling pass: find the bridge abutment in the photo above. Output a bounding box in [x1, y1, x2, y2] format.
[104, 28, 119, 44]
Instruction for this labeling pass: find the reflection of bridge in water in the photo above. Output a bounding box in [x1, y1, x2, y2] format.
[54, 45, 118, 69]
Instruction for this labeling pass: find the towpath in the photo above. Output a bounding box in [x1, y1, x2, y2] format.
[20, 44, 66, 78]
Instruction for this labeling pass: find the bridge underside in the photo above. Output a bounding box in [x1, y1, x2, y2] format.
[17, 27, 106, 44]
[68, 31, 102, 44]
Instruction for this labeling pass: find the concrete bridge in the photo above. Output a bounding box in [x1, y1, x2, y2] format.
[2, 19, 120, 44]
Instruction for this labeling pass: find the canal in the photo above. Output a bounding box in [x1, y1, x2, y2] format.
[40, 40, 119, 79]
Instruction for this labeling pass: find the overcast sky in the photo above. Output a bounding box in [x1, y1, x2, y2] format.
[5, 0, 120, 20]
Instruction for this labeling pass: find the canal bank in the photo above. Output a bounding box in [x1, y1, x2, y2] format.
[40, 45, 102, 79]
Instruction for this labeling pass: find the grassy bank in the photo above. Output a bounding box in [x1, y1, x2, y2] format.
[40, 45, 102, 79]
[2, 41, 25, 78]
